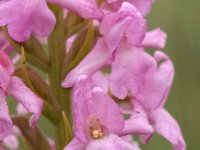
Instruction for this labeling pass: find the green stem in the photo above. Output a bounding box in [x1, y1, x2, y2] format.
[48, 4, 72, 149]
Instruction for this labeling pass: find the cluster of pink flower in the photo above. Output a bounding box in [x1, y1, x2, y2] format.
[0, 0, 186, 150]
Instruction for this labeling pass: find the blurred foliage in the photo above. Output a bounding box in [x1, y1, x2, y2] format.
[142, 0, 200, 149]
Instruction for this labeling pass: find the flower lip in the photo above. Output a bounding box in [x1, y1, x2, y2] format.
[86, 115, 106, 139]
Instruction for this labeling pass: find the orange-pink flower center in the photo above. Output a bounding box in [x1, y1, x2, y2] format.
[86, 115, 104, 139]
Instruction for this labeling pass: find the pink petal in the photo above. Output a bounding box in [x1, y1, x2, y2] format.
[109, 44, 156, 99]
[0, 0, 56, 42]
[87, 134, 138, 150]
[3, 135, 19, 150]
[72, 75, 93, 143]
[100, 2, 146, 52]
[7, 77, 43, 128]
[141, 28, 167, 49]
[149, 109, 186, 150]
[139, 51, 174, 110]
[89, 87, 124, 135]
[48, 0, 103, 19]
[64, 138, 86, 150]
[91, 72, 108, 93]
[120, 101, 154, 144]
[0, 51, 14, 75]
[62, 39, 110, 88]
[0, 91, 13, 141]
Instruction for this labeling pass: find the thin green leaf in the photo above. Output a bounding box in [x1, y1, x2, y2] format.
[62, 20, 94, 77]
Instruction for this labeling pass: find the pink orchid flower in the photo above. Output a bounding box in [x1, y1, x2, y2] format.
[128, 52, 185, 150]
[0, 51, 43, 141]
[92, 72, 154, 144]
[100, 2, 146, 52]
[48, 0, 104, 19]
[109, 50, 186, 149]
[63, 75, 146, 150]
[109, 45, 173, 110]
[108, 26, 167, 106]
[87, 52, 185, 150]
[0, 0, 56, 42]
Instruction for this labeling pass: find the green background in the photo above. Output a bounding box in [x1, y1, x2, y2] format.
[142, 0, 200, 149]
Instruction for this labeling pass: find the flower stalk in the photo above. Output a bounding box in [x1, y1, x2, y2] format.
[48, 4, 73, 149]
